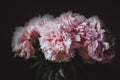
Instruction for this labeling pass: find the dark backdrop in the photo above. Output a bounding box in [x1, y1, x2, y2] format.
[1, 0, 120, 80]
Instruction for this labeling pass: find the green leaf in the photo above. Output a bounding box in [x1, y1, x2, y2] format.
[42, 70, 51, 80]
[59, 68, 64, 78]
[48, 70, 53, 80]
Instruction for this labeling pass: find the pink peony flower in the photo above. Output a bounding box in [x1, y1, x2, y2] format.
[58, 11, 86, 27]
[39, 22, 75, 62]
[27, 15, 54, 30]
[12, 26, 39, 59]
[56, 12, 87, 48]
[78, 16, 115, 63]
[12, 11, 115, 63]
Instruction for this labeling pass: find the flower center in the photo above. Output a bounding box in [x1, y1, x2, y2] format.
[57, 38, 63, 42]
[48, 34, 63, 43]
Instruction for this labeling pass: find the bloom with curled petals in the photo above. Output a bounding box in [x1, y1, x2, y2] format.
[27, 15, 54, 29]
[56, 12, 87, 48]
[78, 16, 115, 63]
[12, 11, 115, 63]
[39, 25, 75, 62]
[58, 11, 86, 27]
[12, 26, 39, 59]
[57, 11, 86, 34]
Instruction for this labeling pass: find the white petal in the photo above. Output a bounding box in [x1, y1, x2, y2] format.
[103, 42, 110, 50]
[74, 35, 81, 41]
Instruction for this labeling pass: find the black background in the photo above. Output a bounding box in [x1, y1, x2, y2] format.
[1, 0, 120, 80]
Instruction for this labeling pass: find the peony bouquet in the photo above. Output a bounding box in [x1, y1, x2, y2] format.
[11, 11, 115, 80]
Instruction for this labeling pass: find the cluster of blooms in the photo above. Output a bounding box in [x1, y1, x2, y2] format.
[12, 11, 115, 63]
